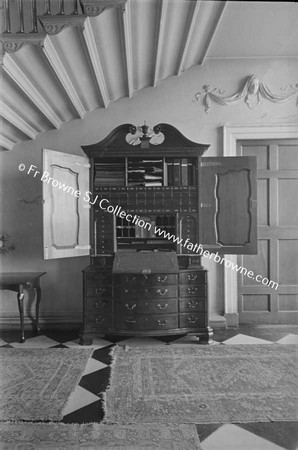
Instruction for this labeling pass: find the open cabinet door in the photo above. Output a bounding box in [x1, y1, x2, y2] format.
[199, 156, 257, 254]
[43, 149, 90, 259]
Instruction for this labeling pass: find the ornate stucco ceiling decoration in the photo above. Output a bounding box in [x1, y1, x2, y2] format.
[0, 1, 297, 151]
[195, 75, 298, 114]
[0, 0, 227, 151]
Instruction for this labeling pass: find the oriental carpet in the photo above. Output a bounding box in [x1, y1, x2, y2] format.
[0, 348, 92, 421]
[104, 344, 298, 424]
[0, 422, 202, 449]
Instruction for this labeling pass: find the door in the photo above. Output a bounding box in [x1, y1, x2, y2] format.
[237, 139, 298, 324]
[43, 149, 90, 259]
[199, 156, 257, 254]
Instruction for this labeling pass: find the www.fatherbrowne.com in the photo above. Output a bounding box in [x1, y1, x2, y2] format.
[155, 228, 278, 290]
[92, 198, 278, 291]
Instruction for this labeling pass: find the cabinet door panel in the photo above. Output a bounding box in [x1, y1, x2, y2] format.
[199, 156, 257, 254]
[43, 149, 90, 259]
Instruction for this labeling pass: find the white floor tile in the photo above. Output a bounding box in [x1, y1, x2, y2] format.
[116, 337, 167, 347]
[222, 334, 273, 345]
[276, 333, 298, 345]
[82, 358, 108, 375]
[64, 337, 112, 349]
[10, 335, 59, 348]
[201, 424, 286, 450]
[62, 385, 99, 416]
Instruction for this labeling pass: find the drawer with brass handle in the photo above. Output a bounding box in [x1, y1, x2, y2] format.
[179, 298, 205, 313]
[178, 285, 206, 298]
[179, 271, 206, 285]
[179, 313, 206, 328]
[117, 299, 178, 315]
[86, 286, 113, 297]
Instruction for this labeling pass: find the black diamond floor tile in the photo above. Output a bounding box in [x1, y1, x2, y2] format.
[196, 423, 223, 442]
[238, 421, 298, 450]
[62, 400, 104, 424]
[92, 344, 115, 365]
[79, 367, 111, 396]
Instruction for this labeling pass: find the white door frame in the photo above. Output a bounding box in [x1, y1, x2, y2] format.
[222, 123, 298, 327]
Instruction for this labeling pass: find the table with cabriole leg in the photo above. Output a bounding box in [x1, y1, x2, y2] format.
[0, 272, 46, 343]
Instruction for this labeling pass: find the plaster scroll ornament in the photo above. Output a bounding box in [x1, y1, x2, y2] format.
[195, 75, 298, 113]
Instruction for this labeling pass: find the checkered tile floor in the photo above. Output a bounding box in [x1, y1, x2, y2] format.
[1, 325, 298, 450]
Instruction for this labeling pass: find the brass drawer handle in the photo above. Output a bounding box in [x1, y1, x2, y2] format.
[187, 317, 199, 324]
[157, 319, 167, 326]
[95, 317, 105, 324]
[157, 275, 168, 283]
[95, 288, 105, 295]
[187, 274, 198, 281]
[157, 289, 168, 296]
[125, 319, 136, 324]
[186, 301, 199, 309]
[125, 303, 137, 310]
[187, 287, 198, 295]
[95, 301, 107, 308]
[156, 303, 168, 310]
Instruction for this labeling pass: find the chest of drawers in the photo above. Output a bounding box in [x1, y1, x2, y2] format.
[80, 267, 213, 344]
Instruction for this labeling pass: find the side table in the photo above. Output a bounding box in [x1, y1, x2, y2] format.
[0, 272, 46, 343]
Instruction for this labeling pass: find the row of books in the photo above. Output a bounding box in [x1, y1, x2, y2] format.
[93, 158, 196, 187]
[94, 161, 125, 186]
[166, 158, 196, 186]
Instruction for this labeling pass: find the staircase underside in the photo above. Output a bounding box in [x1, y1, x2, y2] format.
[0, 0, 226, 151]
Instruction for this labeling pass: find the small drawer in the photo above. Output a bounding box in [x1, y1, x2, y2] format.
[86, 313, 113, 330]
[86, 298, 112, 314]
[86, 286, 113, 297]
[86, 272, 112, 285]
[146, 274, 177, 285]
[115, 314, 178, 331]
[145, 285, 178, 299]
[114, 286, 144, 299]
[179, 271, 206, 285]
[118, 299, 178, 315]
[179, 313, 207, 329]
[179, 298, 205, 313]
[113, 274, 147, 286]
[141, 314, 178, 330]
[178, 285, 206, 297]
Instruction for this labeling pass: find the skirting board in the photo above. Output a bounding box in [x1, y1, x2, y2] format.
[0, 313, 82, 330]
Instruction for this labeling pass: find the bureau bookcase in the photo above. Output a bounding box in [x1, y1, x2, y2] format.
[42, 123, 257, 344]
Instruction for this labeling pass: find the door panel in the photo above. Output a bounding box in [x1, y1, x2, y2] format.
[43, 149, 90, 259]
[199, 156, 257, 254]
[237, 140, 298, 324]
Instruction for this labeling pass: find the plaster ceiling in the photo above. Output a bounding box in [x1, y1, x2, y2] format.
[0, 0, 297, 151]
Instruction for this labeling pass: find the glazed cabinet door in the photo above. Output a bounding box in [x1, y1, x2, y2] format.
[43, 149, 90, 259]
[199, 156, 257, 254]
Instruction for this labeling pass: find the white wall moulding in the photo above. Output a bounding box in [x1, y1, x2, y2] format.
[0, 35, 45, 54]
[196, 75, 298, 113]
[223, 123, 298, 327]
[38, 15, 86, 36]
[3, 54, 63, 130]
[0, 100, 39, 140]
[80, 0, 128, 16]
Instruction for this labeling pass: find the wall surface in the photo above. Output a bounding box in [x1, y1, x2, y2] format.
[1, 57, 297, 328]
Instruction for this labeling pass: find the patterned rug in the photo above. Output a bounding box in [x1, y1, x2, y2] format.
[104, 344, 298, 424]
[0, 422, 202, 449]
[0, 348, 92, 421]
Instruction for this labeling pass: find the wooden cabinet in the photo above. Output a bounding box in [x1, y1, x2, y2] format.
[42, 123, 257, 344]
